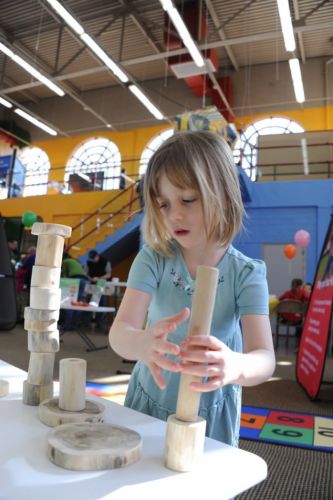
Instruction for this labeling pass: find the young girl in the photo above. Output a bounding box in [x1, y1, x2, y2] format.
[109, 131, 275, 446]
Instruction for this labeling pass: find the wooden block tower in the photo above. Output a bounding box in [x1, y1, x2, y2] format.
[164, 266, 218, 472]
[23, 222, 72, 406]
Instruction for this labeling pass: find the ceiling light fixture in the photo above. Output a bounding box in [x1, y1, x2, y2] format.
[128, 84, 164, 120]
[80, 34, 129, 83]
[0, 42, 65, 97]
[45, 0, 128, 84]
[159, 0, 205, 67]
[277, 0, 296, 52]
[45, 0, 84, 35]
[289, 58, 305, 103]
[0, 96, 13, 108]
[14, 108, 58, 136]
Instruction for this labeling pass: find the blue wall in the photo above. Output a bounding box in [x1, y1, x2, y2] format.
[234, 176, 333, 283]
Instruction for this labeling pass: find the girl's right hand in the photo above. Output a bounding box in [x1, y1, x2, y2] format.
[141, 308, 190, 390]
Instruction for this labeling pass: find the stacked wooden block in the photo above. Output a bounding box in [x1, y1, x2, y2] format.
[23, 222, 72, 406]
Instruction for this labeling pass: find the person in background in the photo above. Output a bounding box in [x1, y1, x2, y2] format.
[278, 278, 310, 323]
[21, 246, 36, 291]
[85, 250, 112, 331]
[61, 252, 90, 330]
[109, 130, 275, 446]
[278, 278, 310, 348]
[7, 239, 19, 271]
[304, 282, 312, 294]
[85, 250, 112, 283]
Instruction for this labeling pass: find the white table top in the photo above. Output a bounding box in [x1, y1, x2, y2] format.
[0, 360, 267, 500]
[60, 303, 116, 313]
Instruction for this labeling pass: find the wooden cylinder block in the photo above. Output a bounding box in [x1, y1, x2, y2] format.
[59, 358, 87, 412]
[28, 330, 60, 353]
[0, 379, 9, 397]
[27, 352, 55, 385]
[23, 379, 53, 406]
[31, 265, 61, 289]
[176, 266, 218, 422]
[29, 287, 61, 310]
[39, 398, 105, 427]
[24, 307, 59, 332]
[47, 422, 142, 471]
[24, 307, 60, 322]
[32, 222, 72, 238]
[164, 415, 206, 472]
[35, 234, 64, 268]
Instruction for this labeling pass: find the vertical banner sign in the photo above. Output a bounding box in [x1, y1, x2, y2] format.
[297, 216, 333, 399]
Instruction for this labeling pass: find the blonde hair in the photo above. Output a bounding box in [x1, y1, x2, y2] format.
[143, 130, 244, 255]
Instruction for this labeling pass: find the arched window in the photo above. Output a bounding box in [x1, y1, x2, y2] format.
[18, 147, 50, 196]
[65, 137, 121, 191]
[234, 117, 304, 180]
[139, 129, 174, 175]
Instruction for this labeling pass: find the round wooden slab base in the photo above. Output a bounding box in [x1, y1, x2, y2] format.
[39, 398, 105, 427]
[0, 379, 9, 397]
[48, 422, 142, 470]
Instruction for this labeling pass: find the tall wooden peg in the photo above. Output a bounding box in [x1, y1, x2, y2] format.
[164, 266, 218, 472]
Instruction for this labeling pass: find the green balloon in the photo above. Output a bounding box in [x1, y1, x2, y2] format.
[22, 211, 37, 228]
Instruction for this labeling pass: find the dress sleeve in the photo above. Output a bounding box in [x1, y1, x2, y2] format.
[127, 245, 162, 294]
[236, 259, 269, 316]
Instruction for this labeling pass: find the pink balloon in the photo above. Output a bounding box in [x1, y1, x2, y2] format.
[294, 229, 310, 248]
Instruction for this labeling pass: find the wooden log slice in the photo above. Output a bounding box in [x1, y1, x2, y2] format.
[29, 287, 61, 310]
[0, 379, 9, 397]
[24, 318, 59, 332]
[24, 307, 59, 321]
[39, 398, 105, 427]
[31, 222, 72, 238]
[28, 330, 60, 353]
[48, 422, 142, 471]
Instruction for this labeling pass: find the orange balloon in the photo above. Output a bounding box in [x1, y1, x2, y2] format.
[284, 244, 297, 260]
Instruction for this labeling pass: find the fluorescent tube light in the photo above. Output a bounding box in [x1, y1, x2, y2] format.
[277, 0, 296, 52]
[14, 108, 58, 136]
[300, 138, 309, 175]
[289, 58, 305, 103]
[0, 96, 13, 108]
[0, 42, 65, 97]
[80, 33, 129, 83]
[159, 0, 205, 67]
[45, 0, 84, 35]
[128, 84, 164, 120]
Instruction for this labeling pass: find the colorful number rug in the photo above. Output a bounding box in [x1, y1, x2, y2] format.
[86, 382, 333, 452]
[240, 405, 333, 452]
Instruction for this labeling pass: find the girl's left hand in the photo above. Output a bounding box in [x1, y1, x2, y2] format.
[178, 335, 241, 392]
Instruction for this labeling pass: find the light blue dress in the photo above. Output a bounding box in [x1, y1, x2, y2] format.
[124, 243, 269, 446]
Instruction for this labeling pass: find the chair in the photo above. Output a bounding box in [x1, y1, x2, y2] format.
[275, 299, 305, 349]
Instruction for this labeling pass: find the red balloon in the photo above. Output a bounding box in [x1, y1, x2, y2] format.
[284, 244, 297, 260]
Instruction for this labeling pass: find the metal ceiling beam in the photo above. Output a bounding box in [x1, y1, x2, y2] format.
[292, 0, 305, 64]
[56, 15, 121, 76]
[2, 19, 332, 95]
[204, 0, 239, 71]
[1, 30, 113, 129]
[0, 92, 68, 137]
